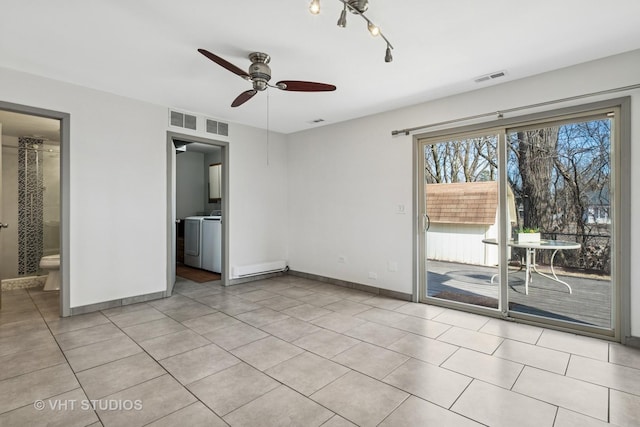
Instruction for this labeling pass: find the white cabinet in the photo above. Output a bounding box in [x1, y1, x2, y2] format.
[208, 163, 221, 201]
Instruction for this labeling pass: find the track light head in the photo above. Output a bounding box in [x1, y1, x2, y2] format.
[337, 6, 347, 27]
[385, 45, 393, 62]
[367, 21, 380, 36]
[309, 0, 321, 15]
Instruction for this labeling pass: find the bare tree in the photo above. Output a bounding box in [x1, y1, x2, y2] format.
[424, 136, 498, 184]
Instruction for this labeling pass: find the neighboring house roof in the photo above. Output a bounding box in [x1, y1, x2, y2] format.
[426, 181, 516, 225]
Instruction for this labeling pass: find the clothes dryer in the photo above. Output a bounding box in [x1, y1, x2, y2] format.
[184, 216, 221, 272]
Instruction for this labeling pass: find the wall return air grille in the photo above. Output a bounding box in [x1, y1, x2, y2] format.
[168, 109, 230, 138]
[206, 118, 229, 137]
[170, 110, 197, 130]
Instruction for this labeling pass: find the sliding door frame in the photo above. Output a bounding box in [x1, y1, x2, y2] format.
[413, 97, 631, 342]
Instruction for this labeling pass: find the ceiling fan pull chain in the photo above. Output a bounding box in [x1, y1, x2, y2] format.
[266, 89, 270, 167]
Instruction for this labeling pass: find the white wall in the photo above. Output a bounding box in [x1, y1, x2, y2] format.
[0, 136, 19, 280]
[287, 49, 640, 337]
[0, 67, 168, 307]
[228, 125, 289, 275]
[176, 151, 206, 218]
[287, 117, 414, 290]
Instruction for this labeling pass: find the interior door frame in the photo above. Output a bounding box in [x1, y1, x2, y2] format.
[0, 100, 70, 317]
[166, 131, 229, 295]
[413, 97, 631, 342]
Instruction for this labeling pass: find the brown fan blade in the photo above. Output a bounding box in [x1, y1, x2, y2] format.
[276, 80, 336, 92]
[231, 89, 258, 107]
[198, 48, 249, 79]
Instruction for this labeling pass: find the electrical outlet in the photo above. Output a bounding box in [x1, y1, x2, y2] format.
[368, 271, 378, 279]
[388, 261, 398, 272]
[338, 256, 346, 264]
[396, 204, 406, 214]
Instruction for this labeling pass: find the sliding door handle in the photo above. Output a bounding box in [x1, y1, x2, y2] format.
[422, 214, 431, 232]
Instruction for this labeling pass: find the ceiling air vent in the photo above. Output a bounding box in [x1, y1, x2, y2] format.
[474, 70, 507, 84]
[205, 118, 229, 137]
[169, 110, 197, 130]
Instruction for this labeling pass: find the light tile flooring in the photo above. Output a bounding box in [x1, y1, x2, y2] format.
[1, 275, 640, 426]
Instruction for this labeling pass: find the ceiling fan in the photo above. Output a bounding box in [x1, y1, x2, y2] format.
[198, 49, 337, 107]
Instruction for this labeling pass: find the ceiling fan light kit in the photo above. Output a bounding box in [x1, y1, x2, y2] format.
[309, 0, 394, 63]
[197, 49, 336, 107]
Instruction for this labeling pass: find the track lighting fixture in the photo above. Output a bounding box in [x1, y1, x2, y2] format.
[310, 0, 394, 63]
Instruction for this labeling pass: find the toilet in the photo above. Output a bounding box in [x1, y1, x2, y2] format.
[39, 254, 60, 291]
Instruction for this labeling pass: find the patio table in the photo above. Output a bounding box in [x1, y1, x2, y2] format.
[482, 238, 581, 295]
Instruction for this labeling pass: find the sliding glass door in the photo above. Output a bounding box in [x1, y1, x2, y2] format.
[419, 130, 506, 313]
[417, 106, 620, 338]
[505, 114, 615, 331]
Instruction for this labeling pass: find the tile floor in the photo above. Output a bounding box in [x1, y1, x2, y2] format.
[1, 275, 639, 426]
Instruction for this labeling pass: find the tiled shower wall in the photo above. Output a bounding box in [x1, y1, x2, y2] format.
[17, 137, 44, 275]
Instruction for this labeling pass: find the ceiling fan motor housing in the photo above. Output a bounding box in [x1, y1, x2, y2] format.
[248, 52, 271, 91]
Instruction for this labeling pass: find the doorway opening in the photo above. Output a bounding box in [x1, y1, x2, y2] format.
[166, 132, 229, 295]
[0, 101, 70, 317]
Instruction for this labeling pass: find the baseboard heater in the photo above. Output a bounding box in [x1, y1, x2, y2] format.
[232, 260, 288, 278]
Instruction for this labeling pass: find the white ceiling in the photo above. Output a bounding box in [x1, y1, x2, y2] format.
[1, 0, 640, 134]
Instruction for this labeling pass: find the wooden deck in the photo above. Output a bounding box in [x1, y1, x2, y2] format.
[426, 260, 612, 329]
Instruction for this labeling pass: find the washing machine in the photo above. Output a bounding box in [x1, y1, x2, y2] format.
[201, 216, 222, 273]
[183, 216, 222, 273]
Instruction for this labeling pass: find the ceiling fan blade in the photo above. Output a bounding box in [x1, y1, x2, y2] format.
[276, 80, 336, 92]
[231, 89, 258, 107]
[198, 48, 249, 79]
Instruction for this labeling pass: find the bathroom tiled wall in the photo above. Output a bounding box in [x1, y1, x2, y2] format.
[17, 137, 44, 275]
